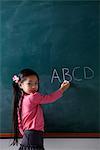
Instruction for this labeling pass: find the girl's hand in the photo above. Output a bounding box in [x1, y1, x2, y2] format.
[60, 80, 70, 93]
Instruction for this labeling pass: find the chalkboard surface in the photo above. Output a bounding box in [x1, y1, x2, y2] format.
[0, 0, 99, 137]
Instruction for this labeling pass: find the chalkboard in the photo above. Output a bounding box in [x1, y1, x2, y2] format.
[0, 0, 100, 137]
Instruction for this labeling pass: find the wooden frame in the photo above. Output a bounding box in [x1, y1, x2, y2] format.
[0, 133, 100, 138]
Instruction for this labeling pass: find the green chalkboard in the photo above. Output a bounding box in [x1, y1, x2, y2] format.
[0, 0, 100, 136]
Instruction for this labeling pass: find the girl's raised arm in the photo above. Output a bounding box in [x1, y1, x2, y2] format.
[29, 80, 70, 104]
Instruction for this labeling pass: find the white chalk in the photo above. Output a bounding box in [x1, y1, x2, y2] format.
[63, 80, 69, 83]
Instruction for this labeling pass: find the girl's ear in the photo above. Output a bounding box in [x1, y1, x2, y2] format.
[18, 82, 22, 89]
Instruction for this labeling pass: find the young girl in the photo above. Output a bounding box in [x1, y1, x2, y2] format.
[11, 68, 70, 150]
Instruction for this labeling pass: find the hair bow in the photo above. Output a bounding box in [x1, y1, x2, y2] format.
[12, 75, 19, 83]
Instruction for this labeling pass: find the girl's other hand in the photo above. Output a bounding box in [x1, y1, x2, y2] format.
[60, 80, 70, 93]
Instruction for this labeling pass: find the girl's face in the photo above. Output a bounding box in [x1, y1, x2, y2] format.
[20, 75, 39, 94]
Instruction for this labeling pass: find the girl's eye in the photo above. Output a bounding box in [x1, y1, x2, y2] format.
[27, 83, 31, 86]
[28, 83, 31, 85]
[35, 83, 39, 85]
[27, 82, 38, 86]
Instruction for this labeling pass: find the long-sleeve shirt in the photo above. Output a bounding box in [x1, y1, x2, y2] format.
[17, 89, 63, 135]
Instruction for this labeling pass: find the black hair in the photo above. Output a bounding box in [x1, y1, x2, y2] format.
[10, 68, 39, 146]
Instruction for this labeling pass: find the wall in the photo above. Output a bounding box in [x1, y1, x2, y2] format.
[0, 139, 100, 150]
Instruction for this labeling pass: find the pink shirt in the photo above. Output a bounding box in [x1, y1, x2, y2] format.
[17, 89, 63, 135]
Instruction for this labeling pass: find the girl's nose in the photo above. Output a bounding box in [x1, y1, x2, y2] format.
[32, 85, 35, 89]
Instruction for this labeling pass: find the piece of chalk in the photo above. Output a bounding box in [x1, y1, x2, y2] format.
[64, 80, 69, 83]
